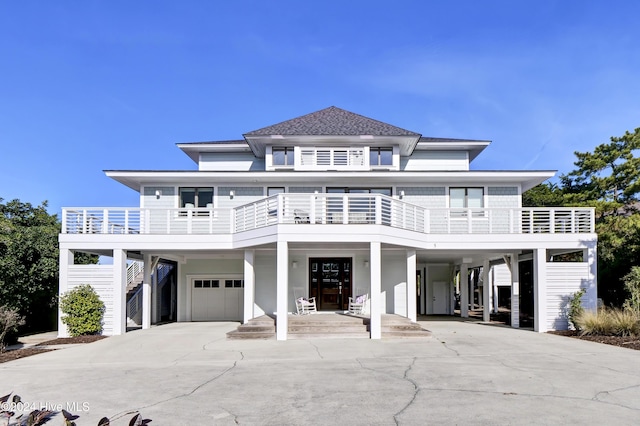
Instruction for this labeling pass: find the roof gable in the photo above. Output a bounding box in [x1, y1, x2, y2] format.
[244, 106, 420, 137]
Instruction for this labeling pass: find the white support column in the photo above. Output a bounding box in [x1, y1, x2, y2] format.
[370, 242, 382, 339]
[533, 248, 547, 333]
[58, 248, 74, 337]
[482, 259, 490, 322]
[510, 254, 520, 328]
[113, 249, 128, 335]
[151, 261, 159, 324]
[243, 250, 255, 324]
[460, 264, 469, 318]
[276, 241, 288, 341]
[406, 249, 417, 322]
[585, 243, 598, 310]
[142, 254, 152, 329]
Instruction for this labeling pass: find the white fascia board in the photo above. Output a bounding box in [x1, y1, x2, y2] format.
[104, 170, 556, 192]
[414, 140, 491, 162]
[177, 143, 253, 163]
[244, 135, 419, 157]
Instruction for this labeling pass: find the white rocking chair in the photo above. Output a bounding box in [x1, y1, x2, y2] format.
[348, 288, 368, 315]
[294, 287, 317, 315]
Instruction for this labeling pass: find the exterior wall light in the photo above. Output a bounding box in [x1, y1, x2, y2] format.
[292, 261, 298, 269]
[155, 190, 162, 199]
[399, 190, 405, 199]
[229, 190, 235, 199]
[364, 260, 369, 268]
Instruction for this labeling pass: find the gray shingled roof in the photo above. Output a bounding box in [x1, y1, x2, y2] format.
[244, 106, 420, 137]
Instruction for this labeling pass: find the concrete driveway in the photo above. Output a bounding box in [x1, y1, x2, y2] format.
[1, 318, 639, 425]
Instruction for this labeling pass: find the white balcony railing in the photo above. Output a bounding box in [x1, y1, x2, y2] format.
[62, 194, 595, 236]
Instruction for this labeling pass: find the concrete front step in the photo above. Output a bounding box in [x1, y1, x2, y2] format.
[227, 314, 431, 339]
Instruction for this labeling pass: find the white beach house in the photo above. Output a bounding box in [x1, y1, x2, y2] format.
[58, 106, 598, 339]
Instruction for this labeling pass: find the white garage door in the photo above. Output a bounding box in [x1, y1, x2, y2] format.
[191, 277, 244, 321]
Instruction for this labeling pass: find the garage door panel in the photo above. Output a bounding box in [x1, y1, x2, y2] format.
[191, 277, 243, 321]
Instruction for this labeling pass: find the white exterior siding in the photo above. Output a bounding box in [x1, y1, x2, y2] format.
[289, 186, 322, 193]
[217, 187, 264, 210]
[487, 186, 520, 208]
[381, 253, 408, 316]
[199, 152, 264, 171]
[397, 187, 447, 208]
[545, 262, 595, 330]
[491, 263, 512, 286]
[142, 186, 176, 208]
[401, 151, 469, 171]
[67, 265, 115, 335]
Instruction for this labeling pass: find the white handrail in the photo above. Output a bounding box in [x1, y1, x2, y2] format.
[62, 197, 595, 236]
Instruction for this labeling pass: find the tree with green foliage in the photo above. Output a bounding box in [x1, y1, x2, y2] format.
[60, 284, 105, 336]
[560, 127, 640, 215]
[0, 198, 61, 332]
[0, 198, 97, 334]
[524, 128, 640, 307]
[522, 182, 565, 207]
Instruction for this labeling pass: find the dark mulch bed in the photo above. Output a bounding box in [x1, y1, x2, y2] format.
[37, 335, 107, 345]
[549, 330, 640, 350]
[0, 335, 108, 364]
[0, 348, 54, 363]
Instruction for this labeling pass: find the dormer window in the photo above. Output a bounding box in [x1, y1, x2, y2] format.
[272, 147, 294, 166]
[370, 147, 393, 166]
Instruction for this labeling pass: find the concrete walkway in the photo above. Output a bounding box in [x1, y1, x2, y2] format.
[1, 318, 639, 425]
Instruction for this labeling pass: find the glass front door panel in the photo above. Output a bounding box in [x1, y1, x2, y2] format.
[309, 258, 352, 310]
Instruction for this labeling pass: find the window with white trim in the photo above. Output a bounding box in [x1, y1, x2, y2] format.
[369, 147, 393, 166]
[450, 187, 484, 217]
[272, 147, 294, 166]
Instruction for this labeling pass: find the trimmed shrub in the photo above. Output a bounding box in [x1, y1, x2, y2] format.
[568, 288, 586, 331]
[0, 306, 25, 352]
[60, 285, 105, 337]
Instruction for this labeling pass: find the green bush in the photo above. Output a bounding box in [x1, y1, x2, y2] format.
[622, 266, 640, 316]
[60, 285, 105, 337]
[568, 288, 586, 331]
[0, 306, 25, 352]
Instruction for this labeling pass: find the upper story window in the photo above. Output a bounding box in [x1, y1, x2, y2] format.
[450, 187, 484, 217]
[267, 187, 285, 196]
[272, 147, 294, 166]
[370, 147, 393, 166]
[180, 187, 213, 209]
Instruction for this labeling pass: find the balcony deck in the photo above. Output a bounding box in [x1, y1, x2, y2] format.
[61, 194, 595, 236]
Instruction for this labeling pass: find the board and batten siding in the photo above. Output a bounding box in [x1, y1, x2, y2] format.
[545, 262, 593, 331]
[66, 265, 115, 335]
[401, 151, 469, 171]
[199, 152, 265, 171]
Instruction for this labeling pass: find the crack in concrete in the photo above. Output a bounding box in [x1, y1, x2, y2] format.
[111, 359, 240, 418]
[421, 386, 640, 412]
[434, 337, 460, 356]
[393, 357, 419, 426]
[307, 341, 324, 359]
[592, 382, 640, 409]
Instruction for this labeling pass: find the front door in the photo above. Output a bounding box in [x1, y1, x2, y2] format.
[309, 258, 352, 310]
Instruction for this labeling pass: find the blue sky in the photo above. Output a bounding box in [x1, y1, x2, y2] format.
[1, 1, 639, 215]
